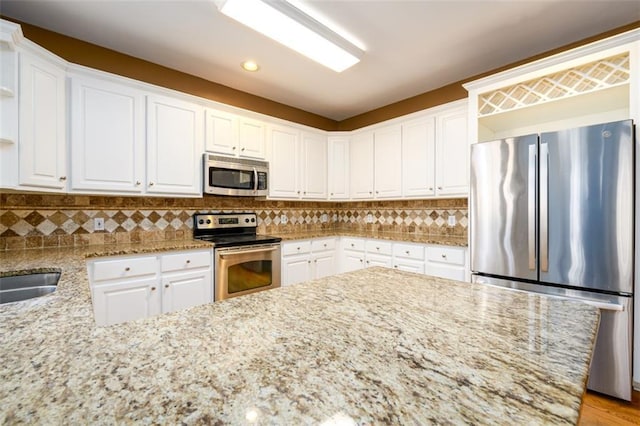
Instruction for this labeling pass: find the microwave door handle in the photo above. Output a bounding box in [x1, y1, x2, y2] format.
[253, 167, 258, 193]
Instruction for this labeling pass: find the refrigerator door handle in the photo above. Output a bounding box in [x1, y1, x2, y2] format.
[528, 145, 536, 270]
[540, 142, 549, 272]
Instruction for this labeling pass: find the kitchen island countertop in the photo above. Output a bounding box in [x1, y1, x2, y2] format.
[1, 245, 598, 424]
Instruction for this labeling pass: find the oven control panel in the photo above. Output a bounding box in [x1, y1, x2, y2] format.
[194, 213, 257, 230]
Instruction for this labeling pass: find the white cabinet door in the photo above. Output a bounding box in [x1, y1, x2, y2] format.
[238, 117, 266, 159]
[146, 95, 203, 195]
[205, 108, 238, 156]
[18, 51, 66, 190]
[366, 253, 393, 268]
[301, 132, 327, 199]
[436, 106, 468, 196]
[70, 74, 145, 193]
[349, 131, 374, 199]
[403, 116, 436, 197]
[269, 125, 299, 198]
[92, 278, 161, 326]
[328, 137, 349, 200]
[373, 125, 402, 199]
[341, 251, 365, 273]
[394, 259, 425, 274]
[282, 255, 311, 286]
[161, 270, 213, 314]
[313, 251, 336, 279]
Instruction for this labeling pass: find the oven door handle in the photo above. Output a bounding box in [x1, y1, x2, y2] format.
[218, 246, 278, 257]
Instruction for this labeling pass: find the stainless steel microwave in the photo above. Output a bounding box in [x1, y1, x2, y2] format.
[203, 154, 269, 197]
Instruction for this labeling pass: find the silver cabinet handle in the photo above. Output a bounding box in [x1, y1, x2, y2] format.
[59, 176, 67, 181]
[164, 284, 169, 288]
[125, 267, 131, 271]
[149, 182, 154, 186]
[135, 181, 141, 186]
[151, 286, 156, 291]
[186, 260, 191, 264]
[441, 254, 446, 258]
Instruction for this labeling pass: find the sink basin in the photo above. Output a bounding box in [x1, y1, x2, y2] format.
[0, 272, 60, 304]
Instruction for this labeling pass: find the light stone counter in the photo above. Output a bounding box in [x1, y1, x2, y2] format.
[269, 230, 468, 247]
[0, 244, 598, 424]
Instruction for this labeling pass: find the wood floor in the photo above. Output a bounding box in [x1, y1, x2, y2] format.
[579, 390, 640, 425]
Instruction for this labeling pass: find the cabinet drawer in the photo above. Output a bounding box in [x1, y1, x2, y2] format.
[342, 238, 365, 252]
[91, 256, 158, 282]
[426, 246, 465, 266]
[283, 241, 311, 256]
[366, 240, 392, 256]
[311, 238, 336, 252]
[161, 250, 211, 273]
[393, 243, 425, 260]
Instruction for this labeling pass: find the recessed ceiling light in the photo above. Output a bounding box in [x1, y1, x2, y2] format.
[219, 0, 364, 73]
[242, 60, 260, 72]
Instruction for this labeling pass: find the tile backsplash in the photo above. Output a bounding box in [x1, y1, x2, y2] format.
[0, 192, 467, 250]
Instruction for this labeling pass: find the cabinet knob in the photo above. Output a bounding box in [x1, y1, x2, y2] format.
[375, 191, 379, 194]
[308, 260, 311, 264]
[441, 254, 447, 258]
[394, 265, 398, 269]
[331, 192, 334, 196]
[149, 182, 155, 187]
[241, 147, 245, 151]
[406, 250, 410, 255]
[297, 191, 301, 194]
[376, 247, 380, 250]
[359, 259, 363, 263]
[438, 186, 443, 190]
[125, 267, 131, 271]
[351, 244, 355, 247]
[297, 247, 301, 250]
[429, 187, 433, 191]
[59, 176, 67, 181]
[151, 287, 156, 291]
[303, 191, 306, 195]
[366, 260, 370, 264]
[323, 244, 327, 247]
[186, 260, 191, 264]
[369, 191, 373, 195]
[232, 146, 237, 150]
[165, 284, 169, 288]
[136, 181, 141, 186]
[314, 259, 317, 263]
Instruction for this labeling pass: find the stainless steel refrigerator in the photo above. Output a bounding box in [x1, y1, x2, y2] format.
[470, 119, 634, 401]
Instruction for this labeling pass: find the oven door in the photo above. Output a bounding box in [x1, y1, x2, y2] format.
[215, 243, 281, 300]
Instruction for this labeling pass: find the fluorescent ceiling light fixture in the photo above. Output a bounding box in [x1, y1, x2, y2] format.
[218, 0, 364, 72]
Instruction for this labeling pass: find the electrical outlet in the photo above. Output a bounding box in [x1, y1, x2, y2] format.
[280, 215, 288, 224]
[94, 217, 105, 231]
[366, 214, 374, 223]
[448, 216, 456, 226]
[321, 214, 328, 223]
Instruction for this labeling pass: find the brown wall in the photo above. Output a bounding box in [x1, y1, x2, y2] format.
[3, 16, 638, 131]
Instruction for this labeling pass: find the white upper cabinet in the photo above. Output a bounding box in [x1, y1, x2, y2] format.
[300, 132, 327, 199]
[146, 94, 204, 196]
[268, 125, 327, 200]
[205, 109, 266, 159]
[327, 136, 349, 200]
[349, 131, 374, 199]
[268, 124, 299, 198]
[435, 104, 468, 196]
[70, 72, 145, 193]
[204, 108, 238, 156]
[402, 116, 436, 198]
[18, 49, 67, 190]
[373, 124, 402, 199]
[238, 117, 266, 159]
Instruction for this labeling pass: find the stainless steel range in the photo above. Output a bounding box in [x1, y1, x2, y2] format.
[193, 212, 281, 301]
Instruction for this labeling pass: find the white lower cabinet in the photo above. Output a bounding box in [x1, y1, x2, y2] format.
[425, 245, 467, 281]
[281, 238, 336, 286]
[392, 243, 425, 274]
[88, 248, 213, 326]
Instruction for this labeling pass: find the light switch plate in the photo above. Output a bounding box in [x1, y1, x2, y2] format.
[280, 215, 288, 224]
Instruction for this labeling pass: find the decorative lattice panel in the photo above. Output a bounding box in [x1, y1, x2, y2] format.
[478, 53, 630, 117]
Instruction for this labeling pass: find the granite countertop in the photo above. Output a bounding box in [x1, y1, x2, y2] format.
[0, 244, 598, 424]
[269, 230, 468, 247]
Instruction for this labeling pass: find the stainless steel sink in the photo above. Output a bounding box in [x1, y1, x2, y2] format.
[0, 272, 60, 304]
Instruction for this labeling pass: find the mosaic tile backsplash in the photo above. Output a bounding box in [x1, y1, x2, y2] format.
[0, 193, 467, 250]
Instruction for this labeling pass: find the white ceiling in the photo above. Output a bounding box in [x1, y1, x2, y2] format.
[2, 0, 639, 121]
